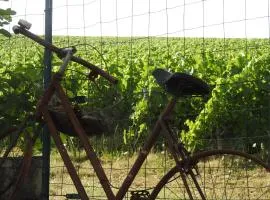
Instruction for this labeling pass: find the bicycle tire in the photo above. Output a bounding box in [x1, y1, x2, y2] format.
[149, 149, 270, 199]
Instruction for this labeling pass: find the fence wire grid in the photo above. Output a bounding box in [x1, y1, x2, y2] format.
[1, 0, 270, 199]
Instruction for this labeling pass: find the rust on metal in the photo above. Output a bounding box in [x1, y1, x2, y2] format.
[13, 25, 118, 85]
[10, 24, 121, 200]
[9, 132, 37, 200]
[159, 118, 195, 200]
[41, 105, 89, 200]
[55, 83, 115, 200]
[35, 73, 61, 120]
[115, 98, 177, 200]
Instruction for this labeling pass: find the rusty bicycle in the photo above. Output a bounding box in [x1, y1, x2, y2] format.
[7, 19, 270, 199]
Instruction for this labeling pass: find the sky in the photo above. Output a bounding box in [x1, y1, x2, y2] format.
[1, 0, 270, 38]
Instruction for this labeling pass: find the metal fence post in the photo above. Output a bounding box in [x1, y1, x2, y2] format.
[42, 0, 52, 199]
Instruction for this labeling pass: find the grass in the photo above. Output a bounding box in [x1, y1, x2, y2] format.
[1, 143, 270, 199]
[49, 150, 174, 199]
[48, 150, 270, 200]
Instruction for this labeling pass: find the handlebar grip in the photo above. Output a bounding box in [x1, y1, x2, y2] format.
[12, 25, 118, 85]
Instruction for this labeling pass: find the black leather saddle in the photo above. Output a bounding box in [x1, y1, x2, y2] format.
[152, 68, 210, 97]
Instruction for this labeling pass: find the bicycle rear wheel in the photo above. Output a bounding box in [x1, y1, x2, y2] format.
[150, 149, 270, 200]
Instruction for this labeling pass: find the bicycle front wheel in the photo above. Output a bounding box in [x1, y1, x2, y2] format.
[150, 149, 270, 199]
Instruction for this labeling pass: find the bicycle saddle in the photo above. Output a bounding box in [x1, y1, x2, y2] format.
[152, 68, 210, 97]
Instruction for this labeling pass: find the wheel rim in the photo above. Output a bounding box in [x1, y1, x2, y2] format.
[150, 150, 270, 200]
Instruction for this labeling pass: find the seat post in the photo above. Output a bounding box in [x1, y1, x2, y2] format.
[160, 97, 178, 120]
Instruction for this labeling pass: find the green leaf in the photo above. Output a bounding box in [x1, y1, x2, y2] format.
[0, 8, 16, 21]
[0, 28, 11, 37]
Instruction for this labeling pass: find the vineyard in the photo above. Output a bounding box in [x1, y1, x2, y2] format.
[0, 35, 270, 153]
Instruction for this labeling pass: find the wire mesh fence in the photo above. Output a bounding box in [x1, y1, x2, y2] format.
[1, 0, 270, 199]
[47, 135, 270, 199]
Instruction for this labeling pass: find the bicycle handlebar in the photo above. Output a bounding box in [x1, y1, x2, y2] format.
[12, 25, 118, 85]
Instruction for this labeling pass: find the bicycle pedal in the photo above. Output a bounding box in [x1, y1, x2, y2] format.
[130, 190, 150, 200]
[66, 193, 81, 199]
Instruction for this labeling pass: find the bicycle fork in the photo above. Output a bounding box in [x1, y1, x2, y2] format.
[158, 99, 206, 200]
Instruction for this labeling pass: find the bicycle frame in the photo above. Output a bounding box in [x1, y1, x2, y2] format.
[37, 67, 188, 200]
[13, 21, 204, 200]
